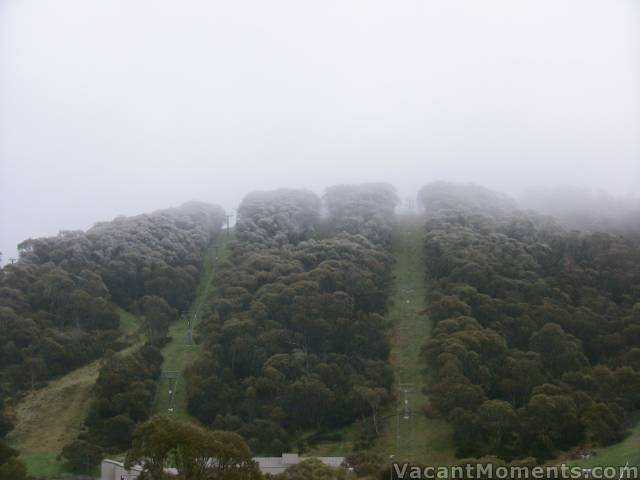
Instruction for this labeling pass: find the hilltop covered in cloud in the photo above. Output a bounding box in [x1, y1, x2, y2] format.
[520, 187, 640, 234]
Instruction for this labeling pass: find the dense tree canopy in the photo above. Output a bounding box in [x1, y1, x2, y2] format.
[417, 181, 517, 219]
[59, 439, 104, 474]
[135, 295, 178, 345]
[0, 202, 223, 401]
[125, 415, 262, 480]
[236, 189, 321, 249]
[188, 185, 398, 454]
[83, 343, 164, 452]
[324, 183, 398, 247]
[0, 202, 224, 471]
[8, 181, 638, 470]
[0, 441, 27, 480]
[419, 183, 640, 461]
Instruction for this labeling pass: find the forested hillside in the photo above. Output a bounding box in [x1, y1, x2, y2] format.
[3, 183, 640, 479]
[187, 185, 399, 454]
[0, 202, 225, 476]
[419, 183, 640, 461]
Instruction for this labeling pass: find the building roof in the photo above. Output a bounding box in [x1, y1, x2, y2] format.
[253, 453, 346, 475]
[103, 453, 346, 478]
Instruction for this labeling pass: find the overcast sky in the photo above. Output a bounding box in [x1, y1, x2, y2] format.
[1, 0, 639, 262]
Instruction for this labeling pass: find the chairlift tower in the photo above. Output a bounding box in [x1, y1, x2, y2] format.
[224, 213, 234, 237]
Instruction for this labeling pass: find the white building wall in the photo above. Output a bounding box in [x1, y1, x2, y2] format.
[100, 460, 142, 480]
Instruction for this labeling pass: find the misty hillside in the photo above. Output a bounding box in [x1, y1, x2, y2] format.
[2, 2, 638, 478]
[0, 202, 225, 475]
[418, 183, 640, 462]
[1, 183, 639, 479]
[418, 182, 519, 219]
[520, 187, 640, 235]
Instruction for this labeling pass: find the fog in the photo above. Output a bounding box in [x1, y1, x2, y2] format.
[1, 0, 639, 263]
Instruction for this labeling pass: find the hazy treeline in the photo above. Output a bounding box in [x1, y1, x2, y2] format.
[520, 187, 640, 235]
[235, 189, 321, 248]
[16, 201, 225, 311]
[0, 202, 225, 476]
[419, 183, 640, 461]
[0, 201, 224, 380]
[324, 184, 398, 247]
[187, 184, 398, 454]
[4, 179, 640, 477]
[418, 181, 518, 218]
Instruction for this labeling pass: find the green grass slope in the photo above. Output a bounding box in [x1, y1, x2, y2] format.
[152, 237, 230, 419]
[309, 216, 454, 463]
[568, 418, 640, 468]
[374, 215, 454, 464]
[7, 237, 227, 478]
[7, 308, 142, 478]
[7, 360, 101, 477]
